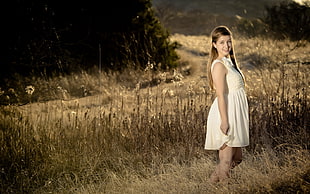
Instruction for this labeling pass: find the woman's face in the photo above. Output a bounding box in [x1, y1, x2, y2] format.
[213, 35, 232, 58]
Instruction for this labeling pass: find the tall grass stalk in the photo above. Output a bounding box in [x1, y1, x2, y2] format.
[0, 36, 309, 193]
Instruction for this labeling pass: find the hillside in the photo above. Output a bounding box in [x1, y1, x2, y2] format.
[1, 25, 309, 193]
[152, 0, 294, 35]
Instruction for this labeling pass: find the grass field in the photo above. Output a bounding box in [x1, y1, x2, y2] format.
[0, 31, 309, 193]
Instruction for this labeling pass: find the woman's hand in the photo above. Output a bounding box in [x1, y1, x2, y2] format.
[220, 121, 229, 135]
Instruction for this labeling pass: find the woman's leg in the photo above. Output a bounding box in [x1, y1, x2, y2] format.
[209, 165, 220, 182]
[218, 146, 234, 180]
[231, 147, 242, 169]
[210, 145, 234, 182]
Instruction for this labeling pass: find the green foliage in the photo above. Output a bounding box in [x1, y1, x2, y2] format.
[264, 1, 310, 41]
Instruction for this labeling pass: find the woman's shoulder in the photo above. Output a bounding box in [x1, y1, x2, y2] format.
[212, 58, 224, 65]
[211, 59, 225, 71]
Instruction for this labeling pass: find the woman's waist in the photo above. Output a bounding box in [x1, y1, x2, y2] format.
[212, 88, 246, 101]
[227, 86, 246, 94]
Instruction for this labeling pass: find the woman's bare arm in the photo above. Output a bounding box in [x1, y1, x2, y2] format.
[212, 61, 229, 135]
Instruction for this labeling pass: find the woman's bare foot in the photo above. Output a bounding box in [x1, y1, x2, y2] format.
[209, 171, 219, 183]
[231, 160, 242, 169]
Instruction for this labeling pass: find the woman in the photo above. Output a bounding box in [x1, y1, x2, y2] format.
[204, 26, 249, 182]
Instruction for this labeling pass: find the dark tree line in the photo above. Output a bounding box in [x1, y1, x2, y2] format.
[0, 0, 179, 80]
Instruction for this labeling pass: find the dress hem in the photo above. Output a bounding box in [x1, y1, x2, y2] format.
[204, 144, 249, 150]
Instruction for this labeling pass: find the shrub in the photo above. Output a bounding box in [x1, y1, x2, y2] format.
[234, 17, 267, 38]
[264, 1, 310, 41]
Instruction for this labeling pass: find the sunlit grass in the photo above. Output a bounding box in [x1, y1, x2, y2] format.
[0, 34, 309, 193]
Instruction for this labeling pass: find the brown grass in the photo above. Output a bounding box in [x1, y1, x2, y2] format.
[0, 34, 309, 193]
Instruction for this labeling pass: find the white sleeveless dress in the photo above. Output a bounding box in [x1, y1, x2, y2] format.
[204, 57, 249, 150]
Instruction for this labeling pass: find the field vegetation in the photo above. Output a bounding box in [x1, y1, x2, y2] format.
[1, 32, 309, 193]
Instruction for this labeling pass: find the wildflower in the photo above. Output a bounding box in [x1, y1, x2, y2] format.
[144, 61, 154, 71]
[57, 86, 70, 100]
[25, 85, 35, 95]
[159, 72, 167, 82]
[162, 88, 168, 95]
[168, 89, 175, 97]
[172, 70, 184, 81]
[162, 88, 175, 97]
[135, 82, 141, 91]
[8, 88, 15, 94]
[8, 88, 18, 97]
[80, 85, 88, 96]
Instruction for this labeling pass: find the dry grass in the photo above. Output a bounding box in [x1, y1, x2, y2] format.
[0, 34, 309, 193]
[72, 149, 309, 194]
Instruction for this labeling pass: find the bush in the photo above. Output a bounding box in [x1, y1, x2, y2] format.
[234, 17, 267, 38]
[264, 1, 310, 41]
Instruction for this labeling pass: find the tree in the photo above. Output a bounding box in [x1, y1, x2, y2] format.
[0, 0, 179, 79]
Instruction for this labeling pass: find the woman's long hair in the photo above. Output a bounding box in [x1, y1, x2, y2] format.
[207, 26, 244, 90]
